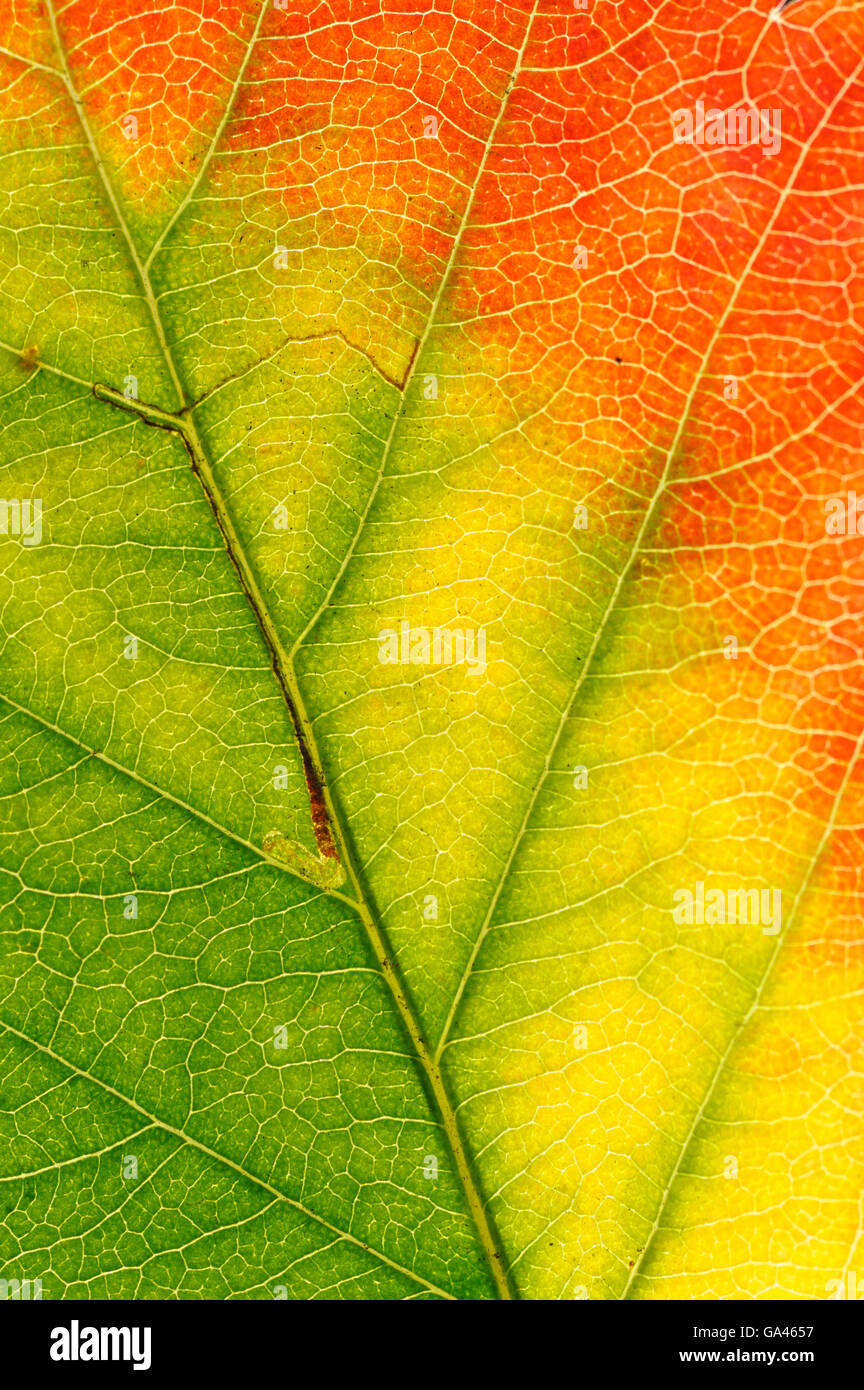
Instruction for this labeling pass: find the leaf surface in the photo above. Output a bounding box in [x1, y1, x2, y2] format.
[0, 0, 862, 1300]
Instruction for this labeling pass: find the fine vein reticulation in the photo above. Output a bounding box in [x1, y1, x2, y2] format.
[0, 0, 862, 1302]
[41, 0, 537, 1303]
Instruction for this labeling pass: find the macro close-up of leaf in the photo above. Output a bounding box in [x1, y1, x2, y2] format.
[0, 0, 862, 1305]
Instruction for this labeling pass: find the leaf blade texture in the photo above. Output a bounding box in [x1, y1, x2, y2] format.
[0, 0, 862, 1300]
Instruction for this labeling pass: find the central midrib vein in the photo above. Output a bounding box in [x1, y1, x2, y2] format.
[42, 0, 534, 1301]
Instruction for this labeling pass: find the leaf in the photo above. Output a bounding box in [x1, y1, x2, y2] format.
[0, 0, 862, 1302]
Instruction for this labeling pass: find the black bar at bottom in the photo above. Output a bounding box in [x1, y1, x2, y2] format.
[1, 1296, 858, 1379]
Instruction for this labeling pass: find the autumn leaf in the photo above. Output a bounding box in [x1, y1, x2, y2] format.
[0, 0, 862, 1302]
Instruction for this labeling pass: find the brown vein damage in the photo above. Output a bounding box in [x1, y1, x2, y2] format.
[89, 375, 514, 1299]
[87, 376, 513, 1297]
[304, 760, 341, 860]
[38, 0, 522, 1302]
[92, 381, 340, 865]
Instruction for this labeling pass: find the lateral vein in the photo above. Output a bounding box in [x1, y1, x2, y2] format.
[0, 1020, 456, 1300]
